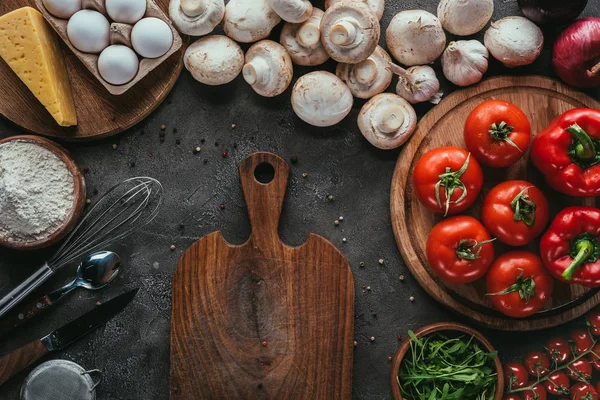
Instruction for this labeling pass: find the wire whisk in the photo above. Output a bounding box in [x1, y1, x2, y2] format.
[0, 177, 163, 318]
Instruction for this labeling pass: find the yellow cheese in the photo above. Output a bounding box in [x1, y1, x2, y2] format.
[0, 7, 77, 127]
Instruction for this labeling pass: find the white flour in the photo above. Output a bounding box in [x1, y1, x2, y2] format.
[0, 141, 75, 243]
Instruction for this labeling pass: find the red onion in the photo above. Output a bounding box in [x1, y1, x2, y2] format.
[553, 17, 600, 88]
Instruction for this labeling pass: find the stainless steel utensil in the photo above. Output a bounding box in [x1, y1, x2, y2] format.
[0, 177, 162, 318]
[0, 251, 121, 336]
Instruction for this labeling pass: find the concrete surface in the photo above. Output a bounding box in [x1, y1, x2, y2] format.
[1, 0, 600, 399]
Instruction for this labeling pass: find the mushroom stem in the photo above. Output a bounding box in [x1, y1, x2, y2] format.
[181, 0, 207, 17]
[296, 21, 320, 48]
[373, 105, 405, 134]
[588, 60, 600, 78]
[243, 58, 270, 86]
[330, 19, 358, 46]
[353, 58, 378, 85]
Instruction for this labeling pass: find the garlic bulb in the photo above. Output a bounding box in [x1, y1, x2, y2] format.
[388, 63, 443, 104]
[484, 16, 544, 68]
[442, 40, 489, 87]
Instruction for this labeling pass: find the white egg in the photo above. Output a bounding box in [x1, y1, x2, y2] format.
[131, 17, 173, 59]
[43, 0, 82, 19]
[105, 0, 147, 24]
[98, 45, 139, 85]
[67, 10, 110, 54]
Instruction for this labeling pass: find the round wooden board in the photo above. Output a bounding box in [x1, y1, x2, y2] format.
[390, 76, 600, 331]
[0, 0, 184, 141]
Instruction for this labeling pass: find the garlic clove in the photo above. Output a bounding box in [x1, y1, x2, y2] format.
[389, 63, 443, 104]
[442, 40, 489, 87]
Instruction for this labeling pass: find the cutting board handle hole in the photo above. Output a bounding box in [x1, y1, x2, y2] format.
[254, 162, 275, 184]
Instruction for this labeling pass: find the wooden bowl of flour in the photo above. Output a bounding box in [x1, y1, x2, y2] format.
[0, 135, 86, 250]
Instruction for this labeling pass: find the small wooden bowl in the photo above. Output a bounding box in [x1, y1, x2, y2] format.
[390, 322, 504, 400]
[0, 135, 86, 250]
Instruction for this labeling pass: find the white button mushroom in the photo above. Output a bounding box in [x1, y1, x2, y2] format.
[358, 93, 417, 150]
[243, 40, 293, 97]
[442, 40, 489, 87]
[223, 0, 281, 43]
[320, 1, 380, 64]
[184, 35, 244, 85]
[267, 0, 312, 23]
[336, 46, 392, 99]
[280, 8, 329, 66]
[291, 71, 353, 127]
[325, 0, 384, 21]
[388, 63, 443, 104]
[484, 16, 544, 68]
[437, 0, 494, 36]
[169, 0, 224, 36]
[386, 10, 446, 66]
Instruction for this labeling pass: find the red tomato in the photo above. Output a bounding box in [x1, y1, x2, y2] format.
[523, 382, 547, 400]
[545, 371, 571, 395]
[524, 351, 551, 377]
[546, 337, 573, 365]
[589, 344, 600, 370]
[481, 181, 549, 246]
[413, 147, 483, 216]
[571, 383, 598, 400]
[464, 100, 531, 168]
[426, 216, 495, 284]
[567, 359, 593, 382]
[504, 395, 523, 400]
[486, 251, 554, 318]
[586, 309, 600, 335]
[504, 362, 529, 389]
[571, 329, 594, 354]
[597, 382, 600, 396]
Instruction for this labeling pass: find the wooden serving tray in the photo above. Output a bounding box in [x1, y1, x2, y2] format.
[390, 76, 600, 331]
[0, 0, 184, 141]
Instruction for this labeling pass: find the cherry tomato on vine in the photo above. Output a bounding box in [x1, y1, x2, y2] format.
[504, 362, 529, 389]
[589, 344, 600, 370]
[523, 382, 547, 400]
[546, 337, 573, 365]
[486, 252, 554, 318]
[567, 359, 593, 382]
[545, 371, 571, 395]
[412, 147, 483, 216]
[571, 383, 598, 400]
[481, 181, 549, 247]
[504, 395, 523, 400]
[587, 309, 600, 335]
[464, 100, 531, 168]
[524, 351, 551, 377]
[572, 329, 595, 354]
[426, 216, 495, 284]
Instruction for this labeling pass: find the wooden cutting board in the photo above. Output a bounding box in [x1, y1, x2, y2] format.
[390, 76, 600, 331]
[170, 152, 355, 399]
[0, 0, 184, 141]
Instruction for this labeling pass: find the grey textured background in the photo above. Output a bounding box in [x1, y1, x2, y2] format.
[1, 0, 600, 399]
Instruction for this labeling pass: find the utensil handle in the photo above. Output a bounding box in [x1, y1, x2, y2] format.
[0, 264, 54, 319]
[0, 339, 49, 386]
[239, 152, 290, 245]
[0, 295, 53, 338]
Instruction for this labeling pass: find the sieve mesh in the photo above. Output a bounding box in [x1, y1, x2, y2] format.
[21, 360, 98, 400]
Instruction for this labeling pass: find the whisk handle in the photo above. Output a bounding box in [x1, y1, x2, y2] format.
[0, 264, 54, 319]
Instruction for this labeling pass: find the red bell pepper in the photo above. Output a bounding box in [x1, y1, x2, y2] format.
[540, 207, 600, 287]
[531, 108, 600, 197]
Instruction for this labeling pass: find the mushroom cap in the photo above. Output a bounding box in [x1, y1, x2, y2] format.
[358, 93, 417, 150]
[291, 71, 354, 127]
[280, 8, 330, 66]
[243, 40, 293, 97]
[437, 0, 493, 36]
[484, 16, 543, 68]
[336, 45, 392, 99]
[223, 0, 281, 43]
[268, 0, 312, 23]
[320, 1, 380, 64]
[386, 10, 446, 66]
[184, 35, 244, 85]
[325, 0, 384, 20]
[169, 0, 225, 36]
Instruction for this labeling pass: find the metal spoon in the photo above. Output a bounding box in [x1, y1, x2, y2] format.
[0, 251, 121, 336]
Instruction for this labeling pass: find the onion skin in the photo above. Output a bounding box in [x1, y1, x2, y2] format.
[553, 17, 600, 88]
[518, 0, 588, 25]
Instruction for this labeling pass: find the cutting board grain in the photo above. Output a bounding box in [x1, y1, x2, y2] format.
[390, 76, 600, 331]
[170, 152, 355, 399]
[0, 0, 184, 141]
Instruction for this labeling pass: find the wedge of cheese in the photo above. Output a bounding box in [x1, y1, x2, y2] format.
[0, 7, 77, 127]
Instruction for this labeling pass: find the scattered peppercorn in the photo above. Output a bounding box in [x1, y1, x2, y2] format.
[160, 137, 165, 143]
[362, 285, 366, 289]
[93, 188, 98, 195]
[409, 296, 415, 302]
[359, 262, 365, 267]
[399, 275, 405, 282]
[366, 286, 371, 291]
[342, 238, 347, 243]
[83, 166, 89, 173]
[388, 356, 393, 361]
[257, 383, 263, 389]
[203, 159, 208, 164]
[170, 245, 176, 251]
[200, 138, 205, 144]
[193, 146, 201, 154]
[302, 172, 308, 178]
[353, 341, 358, 347]
[112, 144, 118, 150]
[130, 161, 135, 167]
[220, 203, 225, 210]
[339, 216, 344, 221]
[111, 114, 116, 122]
[214, 141, 219, 146]
[261, 341, 267, 346]
[222, 151, 227, 158]
[397, 335, 402, 340]
[370, 336, 375, 342]
[159, 131, 165, 137]
[160, 124, 166, 131]
[233, 142, 238, 148]
[231, 124, 236, 129]
[379, 259, 385, 265]
[176, 139, 181, 145]
[148, 152, 153, 157]
[173, 127, 177, 133]
[86, 199, 91, 205]
[334, 220, 340, 226]
[179, 223, 185, 229]
[327, 194, 334, 201]
[290, 155, 298, 164]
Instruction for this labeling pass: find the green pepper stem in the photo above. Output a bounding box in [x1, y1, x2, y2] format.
[510, 187, 536, 227]
[562, 239, 595, 281]
[486, 268, 536, 303]
[567, 123, 596, 162]
[456, 238, 496, 260]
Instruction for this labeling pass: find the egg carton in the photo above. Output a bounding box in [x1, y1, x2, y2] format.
[34, 0, 182, 95]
